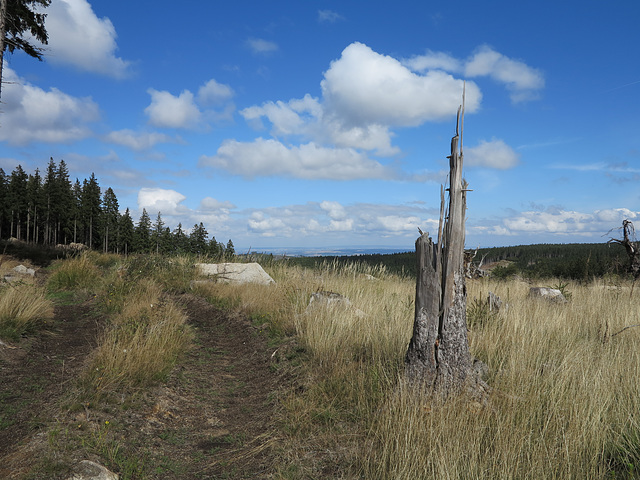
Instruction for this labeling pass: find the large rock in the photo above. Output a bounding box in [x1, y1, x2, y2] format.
[306, 291, 366, 317]
[196, 262, 275, 285]
[529, 287, 567, 303]
[66, 460, 119, 480]
[13, 264, 35, 276]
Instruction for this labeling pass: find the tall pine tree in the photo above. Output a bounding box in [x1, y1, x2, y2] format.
[102, 187, 119, 253]
[8, 165, 28, 239]
[81, 173, 101, 249]
[134, 209, 152, 253]
[118, 208, 134, 255]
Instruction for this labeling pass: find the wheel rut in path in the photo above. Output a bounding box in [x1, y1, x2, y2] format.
[137, 294, 286, 478]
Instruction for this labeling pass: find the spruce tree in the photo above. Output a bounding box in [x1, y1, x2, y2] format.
[134, 209, 152, 253]
[81, 173, 102, 249]
[226, 239, 235, 257]
[189, 222, 208, 255]
[26, 169, 43, 243]
[0, 168, 6, 238]
[102, 187, 120, 253]
[8, 165, 28, 239]
[56, 160, 74, 244]
[118, 208, 134, 255]
[152, 212, 165, 254]
[172, 223, 188, 254]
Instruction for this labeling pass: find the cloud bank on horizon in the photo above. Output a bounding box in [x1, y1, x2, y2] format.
[1, 0, 638, 250]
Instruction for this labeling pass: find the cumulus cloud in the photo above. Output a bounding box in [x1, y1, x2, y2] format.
[465, 46, 544, 102]
[241, 94, 322, 137]
[199, 138, 394, 180]
[137, 188, 188, 216]
[240, 93, 399, 155]
[491, 207, 640, 238]
[145, 78, 235, 129]
[247, 38, 278, 54]
[205, 42, 540, 180]
[245, 201, 439, 240]
[321, 42, 481, 127]
[465, 138, 520, 169]
[199, 197, 236, 211]
[0, 65, 99, 145]
[406, 45, 544, 103]
[105, 129, 174, 151]
[197, 79, 234, 106]
[403, 50, 462, 73]
[44, 0, 131, 77]
[145, 89, 201, 129]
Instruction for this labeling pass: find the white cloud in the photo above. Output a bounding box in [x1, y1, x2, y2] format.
[44, 0, 131, 77]
[406, 45, 544, 104]
[320, 200, 347, 220]
[594, 208, 639, 223]
[493, 207, 640, 238]
[197, 79, 234, 106]
[145, 78, 235, 129]
[199, 197, 236, 211]
[318, 10, 345, 23]
[465, 138, 520, 169]
[404, 50, 462, 72]
[199, 138, 393, 180]
[204, 42, 540, 181]
[105, 129, 173, 151]
[321, 42, 481, 127]
[145, 89, 201, 129]
[241, 94, 321, 137]
[244, 201, 439, 240]
[247, 38, 278, 54]
[137, 188, 188, 216]
[241, 93, 399, 155]
[465, 46, 544, 102]
[0, 65, 99, 145]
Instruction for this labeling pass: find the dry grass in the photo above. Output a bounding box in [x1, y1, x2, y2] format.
[0, 284, 54, 340]
[47, 253, 101, 292]
[85, 279, 192, 395]
[365, 278, 640, 479]
[197, 260, 640, 479]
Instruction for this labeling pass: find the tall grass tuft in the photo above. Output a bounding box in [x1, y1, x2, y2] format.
[85, 279, 192, 395]
[0, 284, 54, 340]
[47, 254, 101, 292]
[124, 254, 197, 294]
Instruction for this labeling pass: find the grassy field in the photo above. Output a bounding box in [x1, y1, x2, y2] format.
[2, 252, 640, 478]
[240, 261, 640, 479]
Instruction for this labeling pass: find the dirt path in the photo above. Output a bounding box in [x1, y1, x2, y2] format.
[0, 293, 289, 479]
[0, 300, 100, 477]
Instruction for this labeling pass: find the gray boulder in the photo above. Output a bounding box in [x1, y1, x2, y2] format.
[66, 460, 118, 480]
[306, 291, 366, 317]
[13, 264, 35, 276]
[196, 262, 275, 285]
[529, 287, 567, 303]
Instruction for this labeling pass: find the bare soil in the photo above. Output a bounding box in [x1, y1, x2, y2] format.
[0, 292, 291, 479]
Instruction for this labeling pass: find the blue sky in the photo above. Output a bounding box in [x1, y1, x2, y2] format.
[1, 0, 639, 253]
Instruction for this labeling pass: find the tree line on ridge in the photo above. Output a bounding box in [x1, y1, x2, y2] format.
[0, 158, 234, 257]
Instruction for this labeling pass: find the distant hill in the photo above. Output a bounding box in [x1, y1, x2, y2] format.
[286, 243, 632, 280]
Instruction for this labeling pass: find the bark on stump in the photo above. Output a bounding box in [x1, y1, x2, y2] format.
[405, 99, 484, 399]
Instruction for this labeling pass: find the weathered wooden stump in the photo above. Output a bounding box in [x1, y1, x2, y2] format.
[405, 94, 486, 400]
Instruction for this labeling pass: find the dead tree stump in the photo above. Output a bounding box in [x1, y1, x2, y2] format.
[405, 95, 484, 398]
[608, 220, 640, 279]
